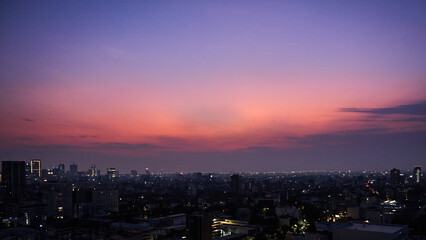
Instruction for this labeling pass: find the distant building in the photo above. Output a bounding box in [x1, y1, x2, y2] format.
[73, 187, 95, 218]
[92, 187, 119, 213]
[390, 168, 401, 186]
[231, 174, 242, 194]
[276, 205, 301, 220]
[107, 168, 117, 180]
[333, 222, 408, 240]
[193, 172, 202, 182]
[146, 167, 151, 175]
[58, 164, 65, 173]
[41, 169, 49, 180]
[381, 200, 404, 224]
[1, 161, 26, 201]
[30, 159, 41, 177]
[70, 163, 78, 176]
[18, 202, 48, 227]
[25, 162, 31, 178]
[40, 182, 73, 219]
[90, 164, 96, 177]
[46, 168, 58, 180]
[413, 166, 422, 183]
[131, 170, 138, 177]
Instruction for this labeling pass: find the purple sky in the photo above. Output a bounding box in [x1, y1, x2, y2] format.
[1, 1, 425, 173]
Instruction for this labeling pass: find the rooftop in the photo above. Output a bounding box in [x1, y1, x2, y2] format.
[342, 223, 406, 234]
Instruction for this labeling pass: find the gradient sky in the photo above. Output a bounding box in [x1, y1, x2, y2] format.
[1, 1, 425, 173]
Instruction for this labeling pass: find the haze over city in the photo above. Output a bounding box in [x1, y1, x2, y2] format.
[1, 1, 425, 173]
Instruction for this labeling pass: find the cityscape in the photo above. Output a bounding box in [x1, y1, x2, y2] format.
[1, 1, 426, 240]
[0, 160, 425, 239]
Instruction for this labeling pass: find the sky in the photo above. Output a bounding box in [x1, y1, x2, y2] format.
[1, 1, 425, 173]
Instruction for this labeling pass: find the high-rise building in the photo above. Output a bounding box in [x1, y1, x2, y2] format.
[31, 159, 41, 177]
[70, 163, 78, 176]
[231, 174, 242, 194]
[413, 166, 422, 183]
[389, 168, 401, 186]
[25, 162, 31, 178]
[58, 164, 65, 173]
[89, 164, 96, 177]
[131, 170, 138, 178]
[107, 168, 116, 180]
[145, 167, 151, 175]
[1, 161, 26, 201]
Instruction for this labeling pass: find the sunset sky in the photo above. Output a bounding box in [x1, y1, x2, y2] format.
[1, 1, 425, 173]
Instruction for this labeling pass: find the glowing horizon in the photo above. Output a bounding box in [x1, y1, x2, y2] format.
[1, 1, 425, 172]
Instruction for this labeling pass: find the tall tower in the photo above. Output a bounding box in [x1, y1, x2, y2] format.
[25, 162, 31, 178]
[1, 161, 26, 201]
[90, 164, 96, 177]
[413, 166, 422, 183]
[31, 159, 41, 177]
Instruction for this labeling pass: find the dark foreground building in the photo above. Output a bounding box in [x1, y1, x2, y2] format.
[1, 161, 26, 201]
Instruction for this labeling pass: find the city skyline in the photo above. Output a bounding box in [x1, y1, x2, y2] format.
[0, 159, 423, 175]
[2, 158, 423, 239]
[1, 1, 426, 172]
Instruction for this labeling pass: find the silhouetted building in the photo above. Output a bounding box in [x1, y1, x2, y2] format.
[413, 166, 422, 183]
[73, 187, 95, 218]
[40, 182, 73, 219]
[187, 214, 212, 240]
[58, 164, 65, 173]
[146, 167, 151, 175]
[390, 168, 401, 186]
[131, 170, 138, 177]
[30, 159, 41, 178]
[1, 161, 26, 201]
[231, 174, 242, 194]
[70, 163, 78, 176]
[193, 172, 202, 182]
[41, 169, 48, 180]
[92, 187, 119, 213]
